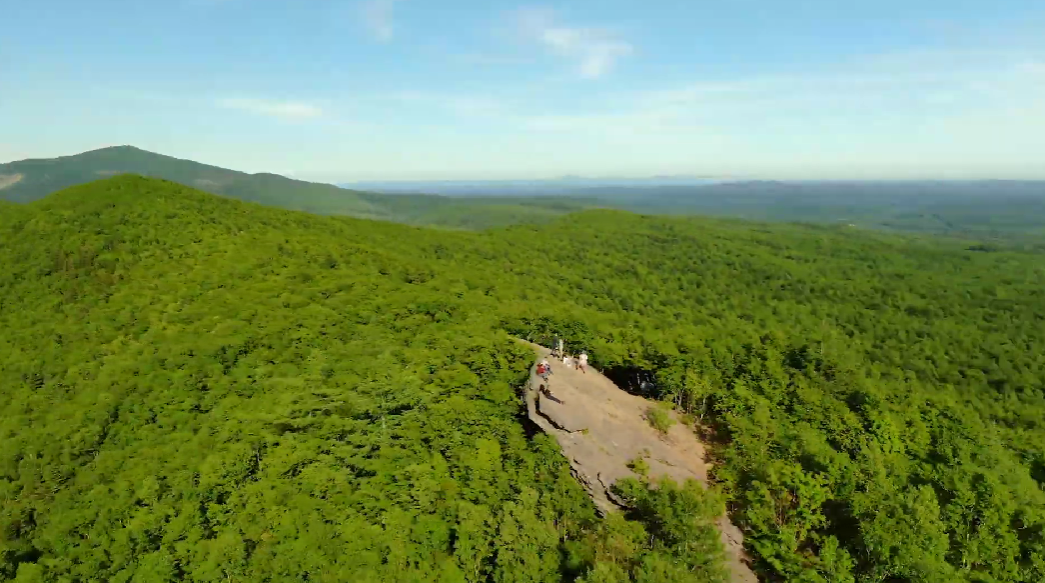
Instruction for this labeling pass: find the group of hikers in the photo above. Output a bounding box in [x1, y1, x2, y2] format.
[536, 338, 588, 393]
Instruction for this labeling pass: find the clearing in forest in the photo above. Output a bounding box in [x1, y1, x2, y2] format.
[521, 340, 758, 583]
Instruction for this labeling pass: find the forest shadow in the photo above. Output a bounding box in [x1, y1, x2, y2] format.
[602, 365, 659, 398]
[519, 413, 543, 440]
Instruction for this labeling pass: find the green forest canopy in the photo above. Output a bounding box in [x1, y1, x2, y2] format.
[3, 175, 1045, 582]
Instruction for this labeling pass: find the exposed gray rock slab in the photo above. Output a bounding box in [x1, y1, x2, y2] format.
[520, 340, 758, 583]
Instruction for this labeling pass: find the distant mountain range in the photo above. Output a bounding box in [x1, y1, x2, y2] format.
[340, 176, 730, 195]
[587, 180, 1045, 238]
[3, 146, 1045, 239]
[342, 176, 1045, 238]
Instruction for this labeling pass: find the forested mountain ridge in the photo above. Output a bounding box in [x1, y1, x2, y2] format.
[0, 177, 726, 583]
[6, 147, 1045, 239]
[4, 175, 1045, 582]
[0, 147, 589, 229]
[0, 146, 274, 204]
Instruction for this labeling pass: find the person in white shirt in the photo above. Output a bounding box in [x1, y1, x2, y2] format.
[578, 352, 588, 374]
[563, 354, 573, 368]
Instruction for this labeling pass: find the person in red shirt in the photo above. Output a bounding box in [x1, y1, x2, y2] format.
[537, 359, 552, 383]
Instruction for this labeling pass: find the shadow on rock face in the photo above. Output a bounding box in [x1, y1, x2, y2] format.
[539, 384, 565, 404]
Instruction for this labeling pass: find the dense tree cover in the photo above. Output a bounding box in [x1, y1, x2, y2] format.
[4, 175, 1045, 582]
[502, 214, 1045, 582]
[0, 177, 723, 582]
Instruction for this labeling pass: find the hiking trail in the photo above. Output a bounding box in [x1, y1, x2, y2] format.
[520, 340, 758, 583]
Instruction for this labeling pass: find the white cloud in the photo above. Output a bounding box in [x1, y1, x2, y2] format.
[360, 0, 400, 42]
[630, 52, 1045, 117]
[504, 50, 1045, 152]
[385, 91, 509, 118]
[216, 98, 323, 119]
[520, 109, 686, 134]
[515, 7, 633, 79]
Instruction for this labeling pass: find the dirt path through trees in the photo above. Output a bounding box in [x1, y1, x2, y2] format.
[520, 340, 758, 583]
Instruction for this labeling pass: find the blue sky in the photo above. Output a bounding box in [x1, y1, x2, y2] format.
[3, 0, 1044, 181]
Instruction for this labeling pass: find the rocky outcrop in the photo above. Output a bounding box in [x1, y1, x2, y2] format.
[521, 341, 758, 583]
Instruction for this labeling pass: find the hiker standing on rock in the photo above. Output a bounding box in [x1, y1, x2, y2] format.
[538, 359, 553, 384]
[555, 338, 564, 358]
[577, 352, 588, 374]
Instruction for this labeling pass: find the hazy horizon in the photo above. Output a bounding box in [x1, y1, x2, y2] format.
[4, 0, 1045, 182]
[5, 145, 1045, 185]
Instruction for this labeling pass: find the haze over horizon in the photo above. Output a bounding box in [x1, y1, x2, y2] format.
[4, 0, 1044, 182]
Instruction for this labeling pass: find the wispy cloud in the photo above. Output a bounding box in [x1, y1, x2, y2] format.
[216, 98, 323, 119]
[514, 7, 633, 79]
[619, 49, 1045, 121]
[360, 0, 400, 42]
[385, 91, 509, 118]
[506, 49, 1045, 140]
[520, 110, 689, 135]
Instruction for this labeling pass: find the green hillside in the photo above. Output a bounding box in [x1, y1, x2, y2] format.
[0, 147, 588, 229]
[0, 146, 254, 204]
[4, 176, 1045, 582]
